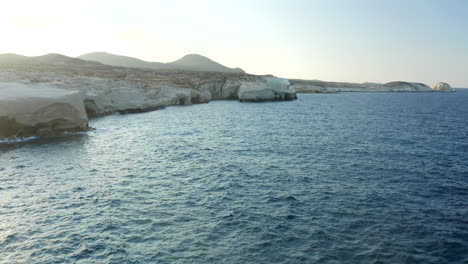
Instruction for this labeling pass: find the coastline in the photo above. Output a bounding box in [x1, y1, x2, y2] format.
[0, 53, 455, 140]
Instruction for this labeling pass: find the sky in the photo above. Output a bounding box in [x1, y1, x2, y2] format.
[1, 0, 467, 87]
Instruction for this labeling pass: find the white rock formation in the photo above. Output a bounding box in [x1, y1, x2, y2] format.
[291, 80, 436, 93]
[0, 53, 296, 120]
[198, 80, 242, 100]
[0, 83, 88, 139]
[0, 72, 210, 117]
[238, 77, 297, 102]
[432, 82, 453, 92]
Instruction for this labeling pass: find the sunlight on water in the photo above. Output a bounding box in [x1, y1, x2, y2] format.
[1, 93, 467, 263]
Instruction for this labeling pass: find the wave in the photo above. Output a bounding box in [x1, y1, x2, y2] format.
[0, 136, 39, 144]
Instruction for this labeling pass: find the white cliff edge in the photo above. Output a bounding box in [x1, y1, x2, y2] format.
[291, 80, 456, 93]
[238, 77, 297, 102]
[0, 83, 88, 139]
[432, 82, 454, 92]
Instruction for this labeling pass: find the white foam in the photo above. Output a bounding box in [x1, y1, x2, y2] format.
[0, 136, 39, 144]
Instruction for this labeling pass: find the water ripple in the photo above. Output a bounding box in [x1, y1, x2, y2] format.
[0, 93, 467, 263]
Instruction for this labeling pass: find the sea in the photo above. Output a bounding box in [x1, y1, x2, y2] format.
[1, 91, 467, 264]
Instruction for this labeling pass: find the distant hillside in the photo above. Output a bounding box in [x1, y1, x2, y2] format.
[77, 52, 169, 70]
[0, 53, 29, 64]
[78, 52, 245, 73]
[167, 54, 245, 73]
[0, 53, 104, 67]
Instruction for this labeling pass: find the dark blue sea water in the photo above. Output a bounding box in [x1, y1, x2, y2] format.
[1, 92, 467, 264]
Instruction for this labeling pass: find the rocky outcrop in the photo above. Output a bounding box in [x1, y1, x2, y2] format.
[80, 76, 295, 114]
[238, 77, 297, 102]
[432, 82, 453, 92]
[197, 80, 242, 100]
[0, 53, 290, 139]
[1, 54, 298, 118]
[382, 81, 433, 91]
[0, 83, 88, 139]
[290, 79, 451, 93]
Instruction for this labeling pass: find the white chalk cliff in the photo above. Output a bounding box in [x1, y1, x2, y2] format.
[238, 77, 297, 102]
[290, 79, 452, 93]
[0, 83, 88, 139]
[1, 52, 454, 139]
[0, 53, 296, 139]
[432, 82, 453, 92]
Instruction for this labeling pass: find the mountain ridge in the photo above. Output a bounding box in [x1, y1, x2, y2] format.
[77, 52, 245, 73]
[0, 53, 105, 68]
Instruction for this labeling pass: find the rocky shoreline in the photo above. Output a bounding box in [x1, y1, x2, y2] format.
[0, 54, 297, 139]
[290, 79, 454, 93]
[0, 53, 454, 140]
[0, 83, 88, 139]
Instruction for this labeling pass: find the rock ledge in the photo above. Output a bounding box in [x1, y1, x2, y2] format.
[238, 77, 297, 102]
[432, 82, 453, 92]
[0, 83, 89, 139]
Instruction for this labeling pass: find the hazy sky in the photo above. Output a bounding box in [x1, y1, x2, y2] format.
[1, 0, 467, 87]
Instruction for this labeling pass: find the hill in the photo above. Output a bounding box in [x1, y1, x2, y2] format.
[167, 54, 245, 73]
[0, 53, 104, 68]
[77, 52, 169, 70]
[78, 52, 245, 73]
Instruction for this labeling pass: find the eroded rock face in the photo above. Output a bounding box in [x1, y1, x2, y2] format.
[238, 77, 297, 102]
[0, 83, 88, 139]
[290, 79, 435, 92]
[383, 82, 433, 91]
[197, 80, 242, 100]
[432, 82, 453, 92]
[0, 54, 296, 119]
